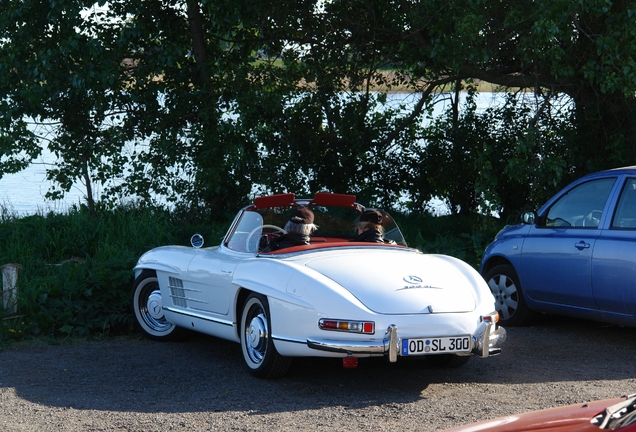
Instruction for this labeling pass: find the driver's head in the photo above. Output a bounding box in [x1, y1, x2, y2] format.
[290, 207, 314, 224]
[285, 207, 318, 235]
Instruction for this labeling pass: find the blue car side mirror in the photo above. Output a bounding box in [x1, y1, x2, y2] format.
[521, 211, 536, 225]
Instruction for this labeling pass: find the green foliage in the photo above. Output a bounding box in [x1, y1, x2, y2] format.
[395, 212, 505, 268]
[404, 90, 573, 220]
[0, 205, 228, 342]
[19, 257, 131, 338]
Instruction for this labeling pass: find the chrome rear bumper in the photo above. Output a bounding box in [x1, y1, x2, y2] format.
[306, 322, 506, 362]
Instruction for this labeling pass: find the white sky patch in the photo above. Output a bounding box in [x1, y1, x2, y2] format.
[80, 2, 110, 21]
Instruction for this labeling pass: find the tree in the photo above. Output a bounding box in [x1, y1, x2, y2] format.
[0, 0, 133, 216]
[233, 0, 636, 212]
[1, 0, 635, 220]
[405, 89, 574, 220]
[397, 0, 636, 174]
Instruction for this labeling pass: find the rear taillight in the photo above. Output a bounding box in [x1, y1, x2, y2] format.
[318, 319, 375, 334]
[481, 312, 500, 324]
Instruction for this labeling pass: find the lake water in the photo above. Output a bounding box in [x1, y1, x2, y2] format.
[0, 151, 88, 215]
[0, 92, 511, 216]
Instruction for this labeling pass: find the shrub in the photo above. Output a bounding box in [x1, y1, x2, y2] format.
[0, 204, 227, 342]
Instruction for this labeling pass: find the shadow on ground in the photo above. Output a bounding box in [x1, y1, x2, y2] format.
[0, 314, 634, 414]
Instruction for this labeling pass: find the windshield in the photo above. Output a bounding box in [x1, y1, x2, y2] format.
[225, 211, 263, 253]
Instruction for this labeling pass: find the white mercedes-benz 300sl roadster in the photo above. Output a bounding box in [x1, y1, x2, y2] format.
[131, 192, 505, 378]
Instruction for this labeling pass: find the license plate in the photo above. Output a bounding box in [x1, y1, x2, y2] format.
[401, 336, 471, 355]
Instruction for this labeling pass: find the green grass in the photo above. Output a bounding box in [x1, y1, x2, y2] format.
[0, 204, 505, 344]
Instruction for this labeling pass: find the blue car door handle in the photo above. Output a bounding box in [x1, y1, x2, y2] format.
[575, 241, 590, 249]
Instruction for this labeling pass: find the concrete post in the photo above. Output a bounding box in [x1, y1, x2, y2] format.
[1, 263, 20, 315]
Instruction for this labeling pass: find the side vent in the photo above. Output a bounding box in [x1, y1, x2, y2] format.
[168, 277, 188, 307]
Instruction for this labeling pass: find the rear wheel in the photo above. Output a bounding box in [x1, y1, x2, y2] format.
[484, 264, 534, 326]
[240, 293, 292, 379]
[131, 269, 184, 341]
[425, 354, 471, 368]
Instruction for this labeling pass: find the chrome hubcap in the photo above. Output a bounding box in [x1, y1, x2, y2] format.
[139, 285, 172, 333]
[246, 313, 268, 363]
[147, 290, 163, 319]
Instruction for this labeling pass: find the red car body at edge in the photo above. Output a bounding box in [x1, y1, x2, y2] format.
[443, 394, 636, 432]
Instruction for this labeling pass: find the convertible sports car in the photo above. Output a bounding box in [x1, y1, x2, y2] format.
[131, 192, 506, 378]
[442, 393, 636, 431]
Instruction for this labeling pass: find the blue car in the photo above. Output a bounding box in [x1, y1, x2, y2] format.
[481, 166, 636, 327]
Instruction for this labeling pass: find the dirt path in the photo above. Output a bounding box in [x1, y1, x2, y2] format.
[1, 315, 634, 431]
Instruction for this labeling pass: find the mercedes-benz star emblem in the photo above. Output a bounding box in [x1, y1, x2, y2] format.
[403, 275, 423, 284]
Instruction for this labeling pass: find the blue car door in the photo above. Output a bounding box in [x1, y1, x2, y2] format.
[592, 177, 636, 314]
[520, 178, 617, 309]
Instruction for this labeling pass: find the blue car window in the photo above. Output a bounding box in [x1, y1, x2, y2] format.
[545, 178, 616, 228]
[612, 179, 636, 228]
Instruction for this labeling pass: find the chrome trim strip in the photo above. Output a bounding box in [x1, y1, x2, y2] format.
[271, 335, 306, 345]
[306, 324, 398, 361]
[167, 295, 208, 304]
[168, 286, 203, 293]
[163, 306, 234, 327]
[307, 339, 388, 354]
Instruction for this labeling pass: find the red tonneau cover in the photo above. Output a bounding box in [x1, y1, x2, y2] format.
[259, 242, 406, 255]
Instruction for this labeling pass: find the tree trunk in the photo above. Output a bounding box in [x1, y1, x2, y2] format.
[187, 0, 208, 86]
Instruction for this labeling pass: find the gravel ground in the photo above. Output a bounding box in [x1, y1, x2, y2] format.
[1, 314, 635, 432]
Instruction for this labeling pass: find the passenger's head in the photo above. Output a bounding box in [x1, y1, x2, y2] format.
[285, 207, 318, 235]
[354, 209, 384, 234]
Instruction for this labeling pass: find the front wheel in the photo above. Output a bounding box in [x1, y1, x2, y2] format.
[483, 264, 534, 326]
[131, 269, 184, 341]
[240, 293, 292, 379]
